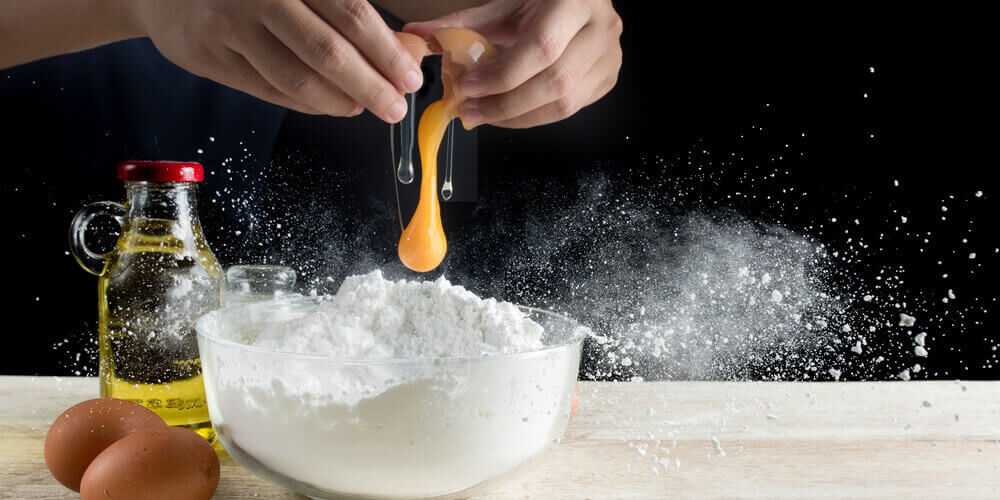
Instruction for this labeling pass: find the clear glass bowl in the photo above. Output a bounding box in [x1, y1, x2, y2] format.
[195, 297, 587, 499]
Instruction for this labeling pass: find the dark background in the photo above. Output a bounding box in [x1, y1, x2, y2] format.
[1, 5, 995, 379]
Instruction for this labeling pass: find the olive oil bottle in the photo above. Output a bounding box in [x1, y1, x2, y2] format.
[71, 161, 223, 441]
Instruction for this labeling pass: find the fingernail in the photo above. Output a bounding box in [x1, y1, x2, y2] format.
[403, 70, 423, 92]
[461, 75, 483, 97]
[388, 100, 408, 122]
[349, 103, 363, 116]
[461, 102, 483, 128]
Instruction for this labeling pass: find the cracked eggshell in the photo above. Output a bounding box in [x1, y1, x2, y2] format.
[431, 28, 500, 105]
[395, 31, 431, 65]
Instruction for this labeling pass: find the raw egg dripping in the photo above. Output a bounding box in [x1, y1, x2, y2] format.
[392, 33, 431, 186]
[396, 29, 499, 272]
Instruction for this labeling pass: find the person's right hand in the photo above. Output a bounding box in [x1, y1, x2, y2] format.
[130, 0, 424, 122]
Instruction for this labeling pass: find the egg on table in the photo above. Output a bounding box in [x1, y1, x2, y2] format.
[44, 398, 165, 492]
[80, 425, 220, 500]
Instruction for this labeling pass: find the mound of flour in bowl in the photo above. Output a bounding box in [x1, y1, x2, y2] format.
[200, 271, 583, 497]
[253, 270, 544, 358]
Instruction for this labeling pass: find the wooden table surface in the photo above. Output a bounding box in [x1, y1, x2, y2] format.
[2, 376, 999, 498]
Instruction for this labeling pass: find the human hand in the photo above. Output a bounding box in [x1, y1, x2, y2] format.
[404, 0, 622, 129]
[131, 0, 425, 122]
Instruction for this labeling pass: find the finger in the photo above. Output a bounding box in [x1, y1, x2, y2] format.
[233, 26, 362, 117]
[491, 55, 619, 129]
[402, 1, 513, 44]
[459, 1, 589, 98]
[211, 49, 328, 115]
[460, 25, 604, 127]
[303, 0, 423, 92]
[262, 1, 408, 122]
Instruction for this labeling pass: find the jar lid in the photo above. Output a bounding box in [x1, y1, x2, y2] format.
[117, 161, 204, 183]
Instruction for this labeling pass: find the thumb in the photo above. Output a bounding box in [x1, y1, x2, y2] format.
[402, 2, 510, 41]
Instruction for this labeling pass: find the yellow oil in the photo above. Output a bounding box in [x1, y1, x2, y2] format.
[98, 217, 223, 442]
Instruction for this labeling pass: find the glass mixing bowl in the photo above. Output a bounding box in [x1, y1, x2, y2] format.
[195, 297, 588, 499]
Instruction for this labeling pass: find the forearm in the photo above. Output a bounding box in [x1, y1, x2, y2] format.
[0, 0, 141, 70]
[373, 0, 489, 22]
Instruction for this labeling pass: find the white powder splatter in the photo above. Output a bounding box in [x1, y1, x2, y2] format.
[538, 213, 852, 381]
[899, 314, 917, 327]
[710, 437, 726, 456]
[439, 158, 995, 390]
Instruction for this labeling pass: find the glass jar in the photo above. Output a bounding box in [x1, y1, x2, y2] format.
[224, 264, 298, 306]
[70, 161, 223, 441]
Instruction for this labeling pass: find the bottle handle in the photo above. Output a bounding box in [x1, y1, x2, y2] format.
[69, 201, 126, 276]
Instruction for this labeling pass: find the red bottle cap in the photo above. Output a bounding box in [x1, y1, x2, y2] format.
[117, 161, 205, 183]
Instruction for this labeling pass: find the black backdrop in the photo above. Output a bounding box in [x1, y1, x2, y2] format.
[1, 4, 995, 379]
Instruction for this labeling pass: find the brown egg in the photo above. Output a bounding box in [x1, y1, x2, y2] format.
[44, 398, 165, 492]
[80, 425, 219, 500]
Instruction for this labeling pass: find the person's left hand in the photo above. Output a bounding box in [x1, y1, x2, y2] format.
[403, 0, 623, 129]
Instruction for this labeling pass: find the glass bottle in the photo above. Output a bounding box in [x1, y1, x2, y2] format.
[70, 161, 223, 441]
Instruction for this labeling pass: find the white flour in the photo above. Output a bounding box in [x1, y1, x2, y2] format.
[253, 270, 544, 358]
[199, 272, 580, 498]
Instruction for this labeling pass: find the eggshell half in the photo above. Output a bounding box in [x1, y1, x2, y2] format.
[395, 31, 431, 65]
[431, 28, 500, 104]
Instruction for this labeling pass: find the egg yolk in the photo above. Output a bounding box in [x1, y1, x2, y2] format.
[397, 29, 499, 272]
[397, 99, 450, 272]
